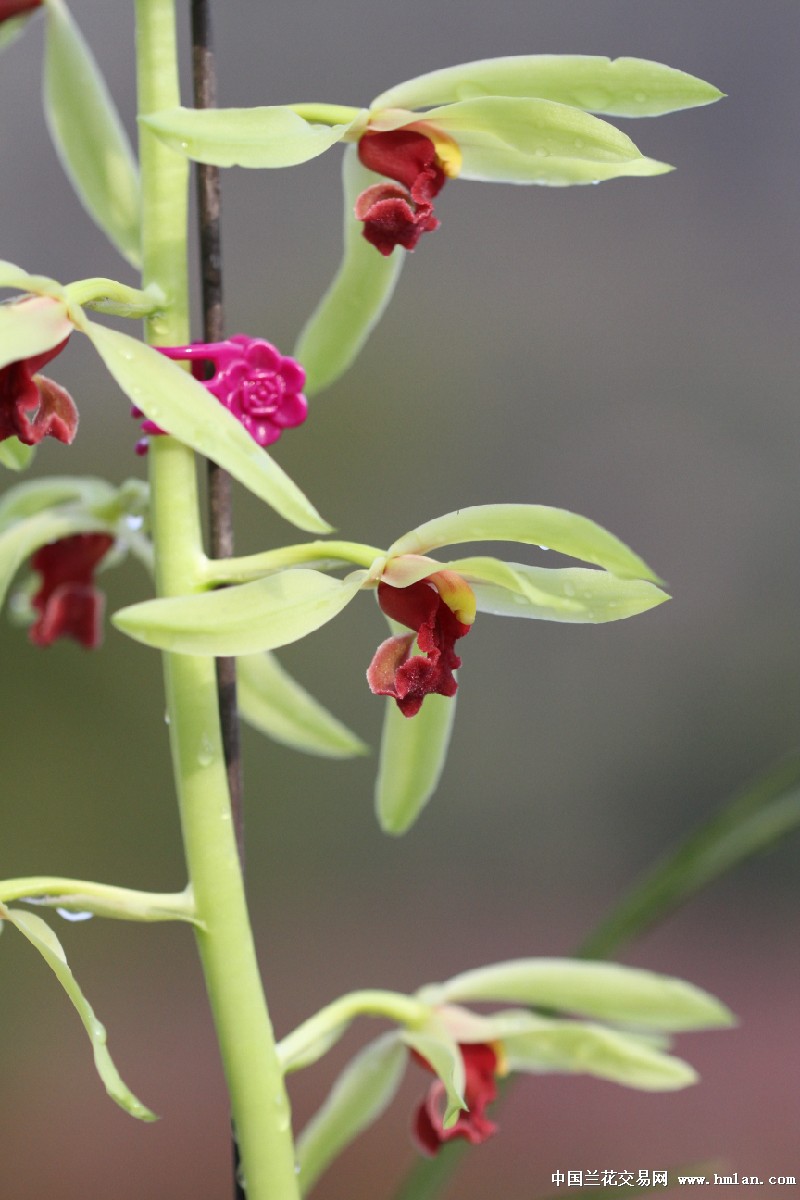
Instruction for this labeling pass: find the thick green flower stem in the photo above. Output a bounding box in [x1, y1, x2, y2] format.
[136, 2, 300, 1197]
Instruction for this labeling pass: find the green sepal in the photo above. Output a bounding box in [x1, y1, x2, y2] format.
[402, 1026, 465, 1127]
[0, 904, 156, 1120]
[373, 97, 669, 185]
[296, 1033, 406, 1195]
[375, 690, 456, 835]
[499, 1014, 698, 1091]
[450, 557, 669, 622]
[0, 438, 36, 471]
[237, 650, 368, 758]
[294, 145, 405, 394]
[140, 104, 359, 168]
[113, 568, 366, 656]
[42, 0, 141, 266]
[81, 321, 330, 533]
[422, 959, 734, 1031]
[372, 55, 723, 118]
[388, 504, 660, 582]
[0, 292, 73, 369]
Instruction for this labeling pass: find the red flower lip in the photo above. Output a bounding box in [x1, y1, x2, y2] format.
[367, 572, 475, 717]
[30, 533, 114, 649]
[356, 128, 450, 255]
[0, 338, 77, 447]
[412, 1042, 499, 1156]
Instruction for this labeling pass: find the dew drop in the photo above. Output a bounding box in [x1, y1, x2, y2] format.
[634, 91, 647, 105]
[538, 544, 549, 551]
[56, 907, 94, 922]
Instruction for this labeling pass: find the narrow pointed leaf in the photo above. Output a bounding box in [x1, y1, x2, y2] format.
[237, 650, 368, 758]
[1, 905, 155, 1120]
[580, 754, 800, 960]
[373, 97, 669, 185]
[0, 438, 36, 471]
[402, 1028, 465, 1126]
[372, 55, 723, 118]
[0, 294, 73, 369]
[82, 322, 329, 533]
[294, 145, 404, 395]
[501, 1016, 698, 1091]
[296, 1033, 406, 1195]
[453, 558, 669, 622]
[427, 959, 733, 1030]
[0, 509, 106, 610]
[113, 568, 365, 656]
[141, 105, 357, 168]
[42, 0, 141, 266]
[389, 505, 660, 581]
[375, 691, 456, 834]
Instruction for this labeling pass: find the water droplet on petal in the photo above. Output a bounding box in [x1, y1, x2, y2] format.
[56, 907, 94, 922]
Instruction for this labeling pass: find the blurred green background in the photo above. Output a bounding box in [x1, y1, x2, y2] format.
[2, 2, 799, 1197]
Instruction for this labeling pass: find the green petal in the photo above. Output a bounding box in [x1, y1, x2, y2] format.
[42, 0, 141, 266]
[0, 294, 73, 369]
[1, 905, 155, 1120]
[451, 558, 669, 623]
[372, 55, 723, 118]
[0, 438, 36, 471]
[0, 475, 116, 530]
[376, 97, 669, 185]
[375, 691, 457, 835]
[82, 322, 330, 533]
[501, 1016, 699, 1091]
[388, 505, 660, 582]
[296, 1034, 406, 1194]
[402, 1027, 465, 1126]
[140, 105, 357, 169]
[237, 650, 368, 758]
[0, 14, 28, 51]
[294, 145, 405, 395]
[425, 959, 734, 1031]
[113, 568, 366, 656]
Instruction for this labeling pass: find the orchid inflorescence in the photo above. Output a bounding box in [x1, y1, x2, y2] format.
[0, 10, 726, 1199]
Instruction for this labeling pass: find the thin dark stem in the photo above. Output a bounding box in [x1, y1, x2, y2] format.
[189, 0, 244, 867]
[189, 5, 245, 1199]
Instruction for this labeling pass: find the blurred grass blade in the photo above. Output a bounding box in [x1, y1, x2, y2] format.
[578, 753, 800, 959]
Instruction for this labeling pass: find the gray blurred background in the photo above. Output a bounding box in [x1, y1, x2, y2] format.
[1, 2, 799, 1197]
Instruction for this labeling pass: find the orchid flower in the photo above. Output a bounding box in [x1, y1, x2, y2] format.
[111, 502, 671, 831]
[278, 957, 733, 1189]
[140, 54, 721, 392]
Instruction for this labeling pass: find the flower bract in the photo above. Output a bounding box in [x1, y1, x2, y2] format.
[0, 338, 77, 447]
[30, 532, 114, 648]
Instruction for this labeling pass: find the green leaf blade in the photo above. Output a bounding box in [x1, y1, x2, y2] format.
[237, 650, 368, 758]
[43, 0, 141, 266]
[372, 55, 723, 118]
[294, 146, 405, 395]
[113, 569, 365, 656]
[2, 906, 155, 1120]
[375, 691, 457, 835]
[82, 323, 329, 533]
[140, 105, 357, 168]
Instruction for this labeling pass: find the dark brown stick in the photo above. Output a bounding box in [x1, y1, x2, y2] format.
[189, 4, 246, 1198]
